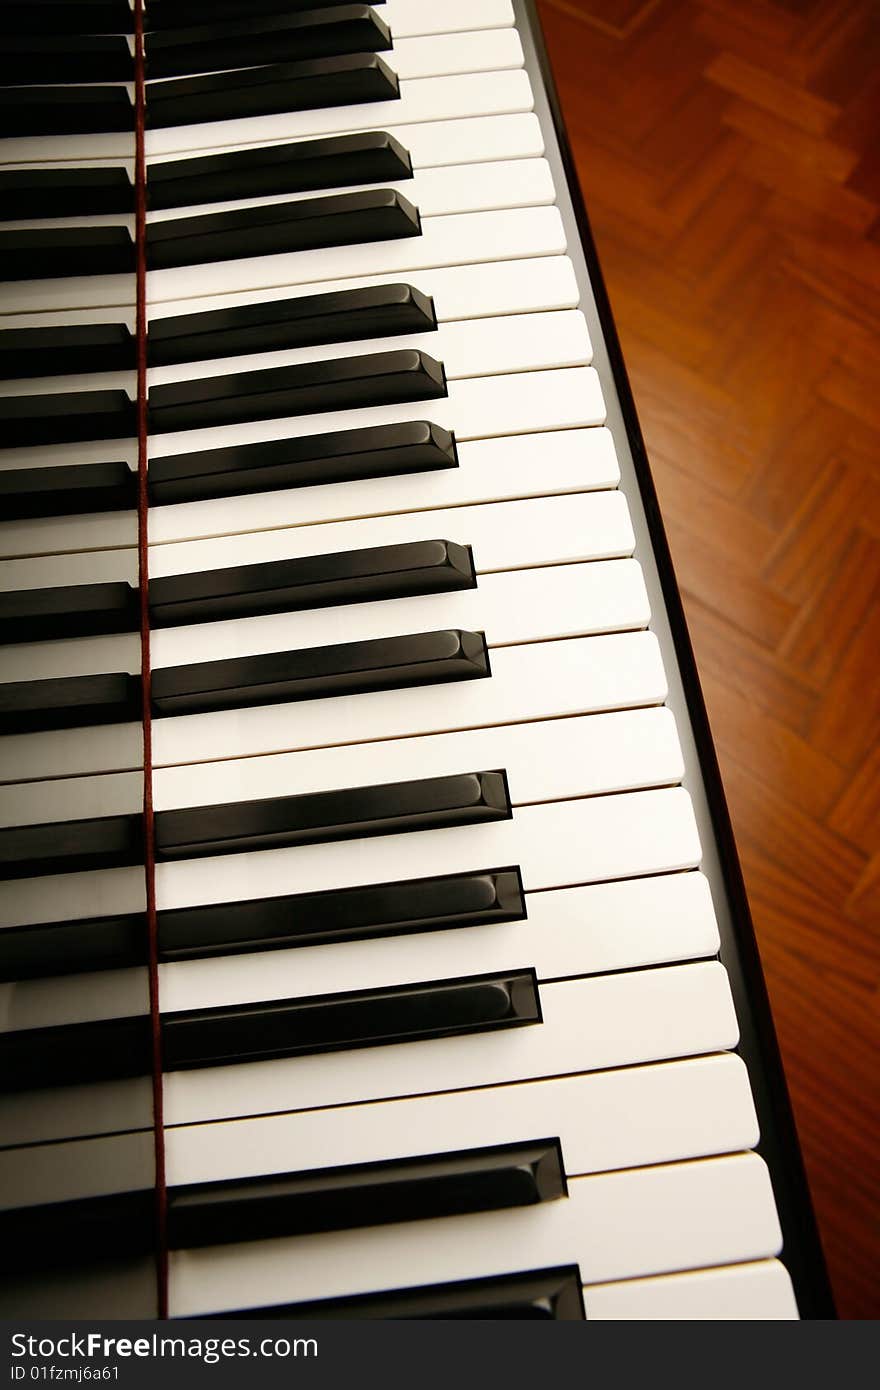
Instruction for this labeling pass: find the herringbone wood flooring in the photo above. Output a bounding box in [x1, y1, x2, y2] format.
[535, 0, 880, 1319]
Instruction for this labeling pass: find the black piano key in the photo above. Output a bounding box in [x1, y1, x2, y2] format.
[0, 913, 147, 982]
[145, 6, 391, 80]
[0, 1014, 151, 1092]
[0, 87, 134, 139]
[150, 627, 488, 716]
[146, 53, 398, 130]
[0, 1192, 154, 1276]
[162, 969, 541, 1070]
[148, 348, 443, 435]
[0, 1, 133, 34]
[0, 462, 137, 521]
[148, 420, 457, 505]
[0, 324, 135, 380]
[0, 581, 139, 645]
[0, 389, 136, 449]
[147, 131, 411, 211]
[148, 284, 434, 368]
[0, 227, 135, 283]
[155, 769, 510, 860]
[145, 187, 419, 272]
[0, 169, 134, 221]
[0, 35, 134, 85]
[145, 0, 386, 26]
[168, 1139, 565, 1249]
[0, 813, 143, 882]
[158, 866, 525, 961]
[148, 538, 474, 627]
[0, 671, 142, 735]
[226, 1267, 585, 1320]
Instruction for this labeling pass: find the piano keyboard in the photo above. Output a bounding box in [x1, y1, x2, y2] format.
[0, 0, 832, 1321]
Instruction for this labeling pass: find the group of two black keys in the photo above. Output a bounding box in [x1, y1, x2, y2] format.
[0, 1, 400, 135]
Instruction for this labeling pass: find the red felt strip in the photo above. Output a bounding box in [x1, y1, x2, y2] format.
[133, 0, 168, 1320]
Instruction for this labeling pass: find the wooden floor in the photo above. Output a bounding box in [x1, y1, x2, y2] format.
[535, 0, 879, 1320]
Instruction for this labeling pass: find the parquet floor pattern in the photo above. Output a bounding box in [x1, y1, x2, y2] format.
[535, 0, 879, 1319]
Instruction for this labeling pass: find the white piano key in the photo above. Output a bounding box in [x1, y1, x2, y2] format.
[151, 489, 623, 578]
[390, 28, 522, 81]
[154, 627, 665, 769]
[1, 1054, 754, 1206]
[149, 423, 616, 547]
[169, 1151, 779, 1315]
[0, 965, 148, 1034]
[157, 784, 702, 912]
[164, 959, 737, 1128]
[147, 157, 555, 227]
[0, 506, 138, 564]
[0, 547, 137, 593]
[146, 204, 564, 307]
[0, 1071, 153, 1149]
[385, 0, 515, 38]
[583, 1259, 799, 1320]
[150, 365, 606, 469]
[0, 557, 649, 687]
[3, 621, 663, 783]
[153, 706, 684, 818]
[144, 69, 537, 162]
[147, 307, 587, 393]
[160, 867, 719, 1015]
[0, 768, 141, 829]
[165, 1052, 755, 1189]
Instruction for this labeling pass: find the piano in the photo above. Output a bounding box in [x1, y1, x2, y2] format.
[0, 0, 834, 1320]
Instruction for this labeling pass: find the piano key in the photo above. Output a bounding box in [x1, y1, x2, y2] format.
[150, 366, 604, 477]
[3, 204, 560, 317]
[0, 227, 135, 285]
[163, 970, 540, 1072]
[387, 28, 522, 83]
[146, 187, 421, 274]
[0, 0, 133, 32]
[166, 1053, 753, 1192]
[145, 8, 393, 81]
[150, 629, 488, 718]
[161, 954, 736, 1134]
[0, 912, 147, 982]
[0, 672, 141, 736]
[583, 1260, 799, 1320]
[170, 1152, 780, 1316]
[0, 324, 135, 380]
[0, 580, 138, 645]
[168, 1137, 564, 1249]
[150, 308, 587, 402]
[0, 388, 135, 449]
[158, 865, 525, 963]
[0, 1190, 154, 1275]
[0, 461, 136, 522]
[149, 416, 610, 541]
[0, 1013, 150, 1092]
[149, 538, 476, 627]
[147, 157, 555, 228]
[145, 69, 532, 161]
[148, 418, 455, 507]
[147, 53, 399, 135]
[148, 348, 444, 436]
[148, 205, 560, 309]
[147, 283, 435, 369]
[0, 168, 134, 222]
[144, 0, 374, 21]
[227, 1266, 583, 1319]
[0, 558, 643, 693]
[383, 0, 513, 36]
[147, 131, 412, 212]
[0, 35, 134, 86]
[0, 812, 142, 882]
[159, 866, 718, 1016]
[0, 86, 134, 141]
[153, 710, 683, 823]
[155, 768, 510, 858]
